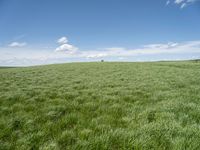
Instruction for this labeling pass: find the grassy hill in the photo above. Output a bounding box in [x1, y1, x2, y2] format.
[1, 61, 200, 149]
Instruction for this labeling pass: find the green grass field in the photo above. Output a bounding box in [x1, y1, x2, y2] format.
[1, 61, 200, 150]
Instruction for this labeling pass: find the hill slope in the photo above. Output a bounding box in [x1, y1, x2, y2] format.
[1, 62, 200, 149]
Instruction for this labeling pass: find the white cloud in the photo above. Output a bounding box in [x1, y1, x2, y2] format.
[1, 40, 200, 66]
[105, 47, 126, 51]
[82, 41, 200, 59]
[57, 37, 68, 44]
[167, 0, 199, 8]
[9, 42, 27, 47]
[55, 36, 78, 53]
[55, 43, 78, 53]
[144, 42, 179, 49]
[86, 53, 108, 59]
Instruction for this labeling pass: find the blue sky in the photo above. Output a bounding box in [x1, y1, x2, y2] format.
[0, 0, 200, 66]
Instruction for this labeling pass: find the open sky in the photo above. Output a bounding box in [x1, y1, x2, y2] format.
[0, 0, 200, 66]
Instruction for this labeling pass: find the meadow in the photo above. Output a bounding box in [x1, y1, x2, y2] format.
[1, 61, 200, 150]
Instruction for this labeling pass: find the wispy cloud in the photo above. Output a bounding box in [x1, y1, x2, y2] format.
[180, 3, 187, 8]
[175, 0, 185, 4]
[13, 34, 26, 41]
[9, 42, 27, 48]
[167, 0, 199, 8]
[166, 0, 171, 5]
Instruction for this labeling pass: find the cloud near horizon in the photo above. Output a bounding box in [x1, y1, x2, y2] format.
[1, 40, 200, 66]
[55, 37, 78, 53]
[9, 42, 27, 48]
[80, 41, 200, 58]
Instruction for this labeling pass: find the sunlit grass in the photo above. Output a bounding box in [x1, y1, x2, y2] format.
[1, 61, 200, 149]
